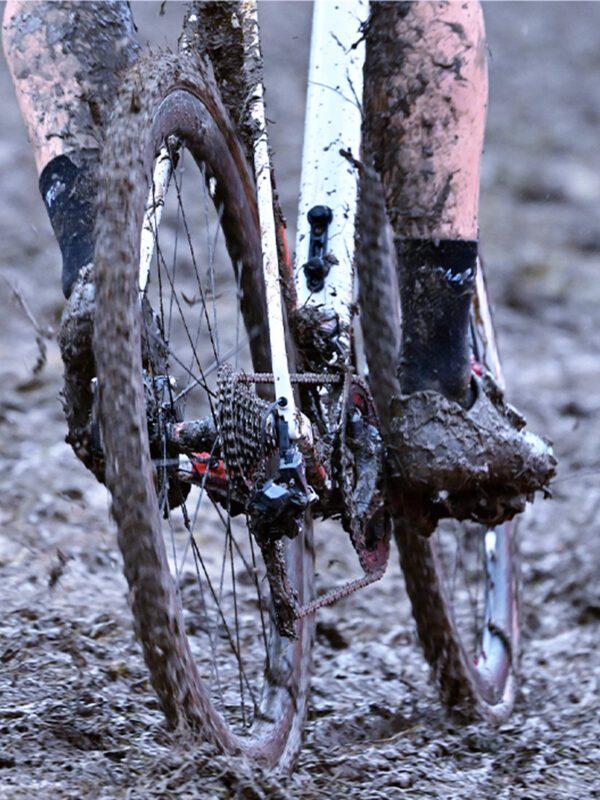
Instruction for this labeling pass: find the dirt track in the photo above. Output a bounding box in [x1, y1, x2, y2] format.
[1, 2, 600, 798]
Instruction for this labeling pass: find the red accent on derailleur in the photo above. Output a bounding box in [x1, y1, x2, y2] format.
[191, 452, 228, 489]
[470, 354, 483, 376]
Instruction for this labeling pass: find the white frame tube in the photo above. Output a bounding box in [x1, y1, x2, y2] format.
[243, 0, 298, 436]
[294, 0, 369, 354]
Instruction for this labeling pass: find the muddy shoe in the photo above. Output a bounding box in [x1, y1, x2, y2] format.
[386, 374, 557, 531]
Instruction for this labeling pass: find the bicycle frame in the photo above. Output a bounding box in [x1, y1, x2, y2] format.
[136, 0, 502, 445]
[293, 0, 368, 350]
[253, 0, 369, 438]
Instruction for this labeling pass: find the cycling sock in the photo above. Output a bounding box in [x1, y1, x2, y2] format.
[396, 238, 477, 406]
[39, 151, 99, 299]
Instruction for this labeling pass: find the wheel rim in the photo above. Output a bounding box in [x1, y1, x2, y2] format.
[430, 518, 517, 707]
[95, 70, 313, 767]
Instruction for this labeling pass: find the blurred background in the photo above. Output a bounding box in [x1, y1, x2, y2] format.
[0, 2, 599, 796]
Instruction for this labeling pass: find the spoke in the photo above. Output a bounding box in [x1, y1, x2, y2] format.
[228, 500, 247, 727]
[153, 185, 168, 336]
[171, 446, 260, 712]
[209, 495, 269, 678]
[438, 524, 487, 658]
[450, 530, 460, 603]
[140, 138, 273, 733]
[249, 529, 269, 664]
[456, 528, 485, 653]
[154, 241, 218, 414]
[146, 180, 216, 406]
[180, 455, 224, 698]
[183, 166, 213, 411]
[189, 534, 258, 709]
[170, 159, 220, 364]
[176, 439, 221, 569]
[173, 341, 247, 404]
[208, 498, 257, 579]
[200, 162, 220, 361]
[162, 440, 254, 704]
[140, 308, 215, 401]
[189, 519, 224, 702]
[474, 527, 484, 651]
[167, 151, 183, 341]
[209, 204, 224, 360]
[436, 529, 454, 606]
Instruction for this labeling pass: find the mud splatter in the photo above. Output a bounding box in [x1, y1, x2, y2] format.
[1, 2, 600, 797]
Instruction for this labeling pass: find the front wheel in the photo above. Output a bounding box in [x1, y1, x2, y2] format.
[93, 53, 314, 770]
[391, 270, 520, 721]
[357, 166, 519, 721]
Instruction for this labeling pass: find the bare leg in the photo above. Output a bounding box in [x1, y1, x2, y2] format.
[363, 1, 488, 404]
[2, 1, 138, 295]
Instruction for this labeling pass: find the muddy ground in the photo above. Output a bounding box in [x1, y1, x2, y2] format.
[1, 2, 600, 798]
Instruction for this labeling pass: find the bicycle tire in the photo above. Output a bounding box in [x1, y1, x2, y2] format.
[93, 52, 314, 769]
[357, 165, 519, 722]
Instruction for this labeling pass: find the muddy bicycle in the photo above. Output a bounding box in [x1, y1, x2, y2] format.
[54, 0, 554, 771]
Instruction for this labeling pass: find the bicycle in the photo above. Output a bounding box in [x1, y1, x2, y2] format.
[58, 0, 524, 771]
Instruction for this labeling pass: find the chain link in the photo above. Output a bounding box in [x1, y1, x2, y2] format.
[236, 372, 343, 385]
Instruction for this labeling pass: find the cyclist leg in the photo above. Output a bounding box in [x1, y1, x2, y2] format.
[2, 1, 139, 297]
[363, 0, 486, 406]
[363, 1, 555, 525]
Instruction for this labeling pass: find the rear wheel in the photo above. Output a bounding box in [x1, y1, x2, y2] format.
[93, 53, 314, 769]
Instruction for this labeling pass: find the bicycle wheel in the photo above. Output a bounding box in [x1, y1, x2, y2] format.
[357, 171, 519, 721]
[93, 53, 314, 769]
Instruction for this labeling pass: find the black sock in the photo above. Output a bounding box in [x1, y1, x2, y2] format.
[39, 152, 98, 299]
[396, 238, 477, 405]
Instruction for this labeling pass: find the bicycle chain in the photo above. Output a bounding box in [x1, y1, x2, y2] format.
[216, 363, 390, 629]
[237, 372, 342, 384]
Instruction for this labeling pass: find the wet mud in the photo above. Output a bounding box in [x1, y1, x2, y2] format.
[3, 1, 138, 164]
[362, 1, 487, 240]
[387, 375, 556, 530]
[1, 2, 600, 798]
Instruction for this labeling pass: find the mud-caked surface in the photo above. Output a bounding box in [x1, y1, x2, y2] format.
[3, 1, 138, 166]
[1, 2, 600, 797]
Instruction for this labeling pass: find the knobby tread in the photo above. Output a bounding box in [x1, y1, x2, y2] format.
[93, 51, 314, 769]
[356, 162, 518, 723]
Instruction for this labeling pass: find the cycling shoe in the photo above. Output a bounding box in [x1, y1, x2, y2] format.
[386, 373, 556, 529]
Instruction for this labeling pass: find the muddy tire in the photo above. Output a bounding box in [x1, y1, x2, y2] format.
[357, 167, 519, 722]
[394, 518, 519, 722]
[92, 52, 314, 770]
